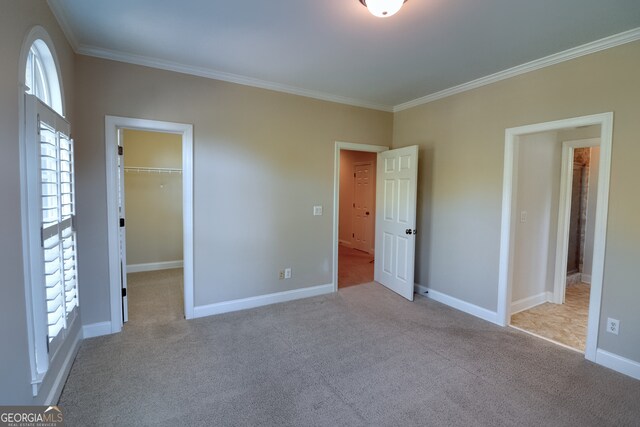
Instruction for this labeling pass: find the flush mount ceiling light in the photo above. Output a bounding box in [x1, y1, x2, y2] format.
[359, 0, 408, 18]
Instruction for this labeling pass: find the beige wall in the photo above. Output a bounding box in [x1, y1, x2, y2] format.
[511, 132, 562, 303]
[73, 55, 393, 323]
[123, 130, 183, 266]
[339, 150, 377, 250]
[0, 0, 76, 404]
[393, 41, 640, 363]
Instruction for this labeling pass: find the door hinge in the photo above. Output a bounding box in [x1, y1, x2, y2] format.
[40, 227, 45, 247]
[119, 218, 125, 227]
[37, 114, 41, 135]
[118, 146, 124, 156]
[122, 288, 127, 297]
[46, 336, 49, 353]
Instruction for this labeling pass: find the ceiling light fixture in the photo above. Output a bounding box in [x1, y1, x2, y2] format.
[359, 0, 407, 18]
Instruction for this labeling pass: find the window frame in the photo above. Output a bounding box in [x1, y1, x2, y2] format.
[19, 26, 74, 397]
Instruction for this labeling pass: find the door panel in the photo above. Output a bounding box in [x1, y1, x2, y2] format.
[353, 162, 374, 252]
[375, 146, 419, 301]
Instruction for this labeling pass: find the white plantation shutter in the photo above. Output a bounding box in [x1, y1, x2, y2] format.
[38, 104, 79, 354]
[24, 94, 79, 382]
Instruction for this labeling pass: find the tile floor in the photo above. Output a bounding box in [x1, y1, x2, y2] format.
[510, 283, 590, 351]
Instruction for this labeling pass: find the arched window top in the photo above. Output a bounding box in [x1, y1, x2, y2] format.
[21, 27, 64, 116]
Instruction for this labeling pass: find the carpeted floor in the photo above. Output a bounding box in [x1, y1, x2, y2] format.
[510, 283, 590, 351]
[338, 245, 374, 288]
[126, 268, 184, 325]
[58, 280, 640, 426]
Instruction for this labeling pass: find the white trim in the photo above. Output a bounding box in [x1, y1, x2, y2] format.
[127, 260, 184, 273]
[393, 27, 640, 112]
[333, 142, 389, 293]
[497, 113, 613, 363]
[42, 325, 81, 405]
[106, 116, 195, 334]
[511, 292, 552, 315]
[414, 285, 500, 325]
[82, 321, 113, 339]
[595, 349, 640, 381]
[552, 138, 600, 304]
[193, 284, 334, 318]
[75, 45, 392, 112]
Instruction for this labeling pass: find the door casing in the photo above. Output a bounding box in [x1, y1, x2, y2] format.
[497, 113, 613, 362]
[105, 116, 194, 333]
[333, 142, 388, 293]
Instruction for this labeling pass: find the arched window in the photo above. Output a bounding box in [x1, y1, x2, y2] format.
[24, 38, 64, 116]
[19, 27, 78, 397]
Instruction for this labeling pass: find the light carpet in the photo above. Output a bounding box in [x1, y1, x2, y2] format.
[58, 279, 640, 426]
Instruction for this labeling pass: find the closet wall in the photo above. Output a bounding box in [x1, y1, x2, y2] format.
[123, 130, 183, 269]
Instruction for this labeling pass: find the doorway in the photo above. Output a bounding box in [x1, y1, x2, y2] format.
[497, 113, 613, 361]
[508, 132, 600, 352]
[121, 129, 184, 325]
[105, 116, 194, 334]
[332, 141, 419, 301]
[338, 151, 377, 288]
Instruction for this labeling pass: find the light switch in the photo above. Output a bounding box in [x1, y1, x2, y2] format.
[313, 205, 323, 216]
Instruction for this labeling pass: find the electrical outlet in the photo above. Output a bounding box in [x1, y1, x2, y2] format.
[607, 318, 620, 335]
[284, 268, 292, 279]
[279, 270, 285, 280]
[520, 211, 527, 223]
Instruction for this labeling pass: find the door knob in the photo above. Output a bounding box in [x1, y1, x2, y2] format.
[405, 229, 417, 235]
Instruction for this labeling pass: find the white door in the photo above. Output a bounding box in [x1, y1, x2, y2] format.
[117, 128, 128, 323]
[353, 162, 374, 253]
[374, 146, 419, 301]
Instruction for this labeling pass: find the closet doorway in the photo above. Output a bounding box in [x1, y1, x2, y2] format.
[121, 129, 184, 325]
[106, 116, 194, 334]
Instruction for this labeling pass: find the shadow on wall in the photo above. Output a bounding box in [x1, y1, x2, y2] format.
[415, 145, 434, 286]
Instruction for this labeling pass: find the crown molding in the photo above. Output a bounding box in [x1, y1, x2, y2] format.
[47, 0, 80, 51]
[75, 45, 393, 112]
[393, 27, 640, 112]
[46, 0, 639, 115]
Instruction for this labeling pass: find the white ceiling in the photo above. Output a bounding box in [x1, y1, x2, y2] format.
[48, 0, 640, 111]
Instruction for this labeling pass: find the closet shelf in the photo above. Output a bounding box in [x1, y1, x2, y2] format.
[124, 166, 182, 174]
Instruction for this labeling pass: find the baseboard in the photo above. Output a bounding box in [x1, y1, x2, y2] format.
[82, 321, 113, 339]
[193, 283, 334, 318]
[511, 291, 552, 314]
[581, 274, 592, 284]
[595, 349, 640, 380]
[414, 284, 500, 325]
[127, 260, 183, 273]
[45, 325, 82, 405]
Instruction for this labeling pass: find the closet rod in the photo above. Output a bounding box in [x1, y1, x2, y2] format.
[124, 166, 182, 174]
